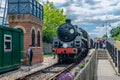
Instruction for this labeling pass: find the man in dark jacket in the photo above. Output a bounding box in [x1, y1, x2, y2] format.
[28, 45, 33, 66]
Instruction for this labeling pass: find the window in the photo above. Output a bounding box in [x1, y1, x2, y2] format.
[37, 31, 40, 47]
[31, 29, 35, 46]
[4, 35, 12, 52]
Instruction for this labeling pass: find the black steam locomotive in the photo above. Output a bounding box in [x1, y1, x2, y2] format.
[53, 19, 92, 62]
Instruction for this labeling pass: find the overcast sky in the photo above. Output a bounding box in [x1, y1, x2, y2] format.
[1, 0, 120, 39]
[41, 0, 120, 39]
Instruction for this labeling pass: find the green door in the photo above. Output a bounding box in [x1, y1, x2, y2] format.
[12, 32, 20, 64]
[3, 31, 12, 67]
[0, 28, 3, 68]
[18, 29, 24, 62]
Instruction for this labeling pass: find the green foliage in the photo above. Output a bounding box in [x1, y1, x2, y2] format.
[43, 1, 66, 43]
[110, 26, 120, 41]
[102, 34, 107, 39]
[44, 52, 54, 57]
[36, 0, 39, 2]
[79, 60, 85, 68]
[80, 63, 85, 68]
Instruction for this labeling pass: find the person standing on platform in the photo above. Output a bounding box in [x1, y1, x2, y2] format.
[102, 40, 106, 49]
[28, 45, 33, 66]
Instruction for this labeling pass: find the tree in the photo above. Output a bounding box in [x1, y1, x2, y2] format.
[36, 0, 39, 2]
[110, 26, 120, 41]
[43, 1, 66, 43]
[102, 34, 107, 40]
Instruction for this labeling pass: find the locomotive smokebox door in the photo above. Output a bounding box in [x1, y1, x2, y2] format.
[57, 19, 77, 42]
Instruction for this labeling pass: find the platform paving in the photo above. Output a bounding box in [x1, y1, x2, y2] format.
[95, 49, 120, 80]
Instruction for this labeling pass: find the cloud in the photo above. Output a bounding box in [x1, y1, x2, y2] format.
[48, 0, 69, 4]
[43, 0, 120, 38]
[88, 26, 106, 38]
[0, 0, 118, 38]
[85, 0, 100, 5]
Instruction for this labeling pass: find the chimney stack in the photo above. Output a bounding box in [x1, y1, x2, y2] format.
[66, 19, 71, 24]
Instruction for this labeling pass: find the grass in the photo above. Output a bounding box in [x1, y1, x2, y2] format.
[80, 64, 85, 68]
[80, 60, 85, 68]
[44, 52, 54, 57]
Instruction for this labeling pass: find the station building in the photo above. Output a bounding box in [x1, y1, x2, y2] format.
[8, 0, 44, 65]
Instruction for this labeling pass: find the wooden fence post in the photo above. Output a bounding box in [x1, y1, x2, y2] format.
[117, 50, 120, 73]
[115, 48, 117, 67]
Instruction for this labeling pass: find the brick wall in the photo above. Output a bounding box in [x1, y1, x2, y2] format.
[8, 14, 43, 65]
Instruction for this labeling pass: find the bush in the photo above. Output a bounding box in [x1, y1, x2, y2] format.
[44, 52, 54, 57]
[80, 64, 85, 68]
[80, 60, 85, 68]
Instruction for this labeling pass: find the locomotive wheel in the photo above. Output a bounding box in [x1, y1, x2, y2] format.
[58, 58, 62, 63]
[58, 55, 62, 63]
[74, 54, 78, 63]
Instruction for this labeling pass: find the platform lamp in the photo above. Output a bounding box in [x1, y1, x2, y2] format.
[102, 22, 111, 40]
[102, 24, 107, 40]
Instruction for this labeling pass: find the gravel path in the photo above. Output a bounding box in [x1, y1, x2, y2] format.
[0, 56, 57, 80]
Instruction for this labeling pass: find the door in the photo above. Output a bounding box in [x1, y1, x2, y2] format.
[0, 28, 3, 68]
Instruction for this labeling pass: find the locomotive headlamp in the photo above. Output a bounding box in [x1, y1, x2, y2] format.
[63, 43, 68, 48]
[73, 48, 77, 53]
[69, 29, 74, 34]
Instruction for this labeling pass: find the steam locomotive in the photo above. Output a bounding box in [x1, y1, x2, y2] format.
[53, 19, 93, 62]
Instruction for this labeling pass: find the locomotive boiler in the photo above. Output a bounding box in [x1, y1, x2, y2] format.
[53, 19, 91, 62]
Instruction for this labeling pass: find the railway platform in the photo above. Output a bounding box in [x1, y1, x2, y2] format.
[94, 49, 120, 80]
[75, 46, 120, 80]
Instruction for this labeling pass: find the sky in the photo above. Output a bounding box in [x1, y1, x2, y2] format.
[0, 0, 8, 25]
[1, 0, 120, 39]
[41, 0, 120, 39]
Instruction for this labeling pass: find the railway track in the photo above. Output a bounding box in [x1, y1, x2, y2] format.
[49, 63, 76, 80]
[16, 63, 75, 80]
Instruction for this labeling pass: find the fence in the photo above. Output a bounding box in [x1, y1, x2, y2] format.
[74, 49, 96, 80]
[43, 43, 52, 53]
[106, 41, 120, 74]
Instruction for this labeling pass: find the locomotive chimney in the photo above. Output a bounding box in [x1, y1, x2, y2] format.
[66, 19, 71, 24]
[74, 25, 77, 28]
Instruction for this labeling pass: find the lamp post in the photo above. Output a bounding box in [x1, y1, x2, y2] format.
[102, 22, 111, 40]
